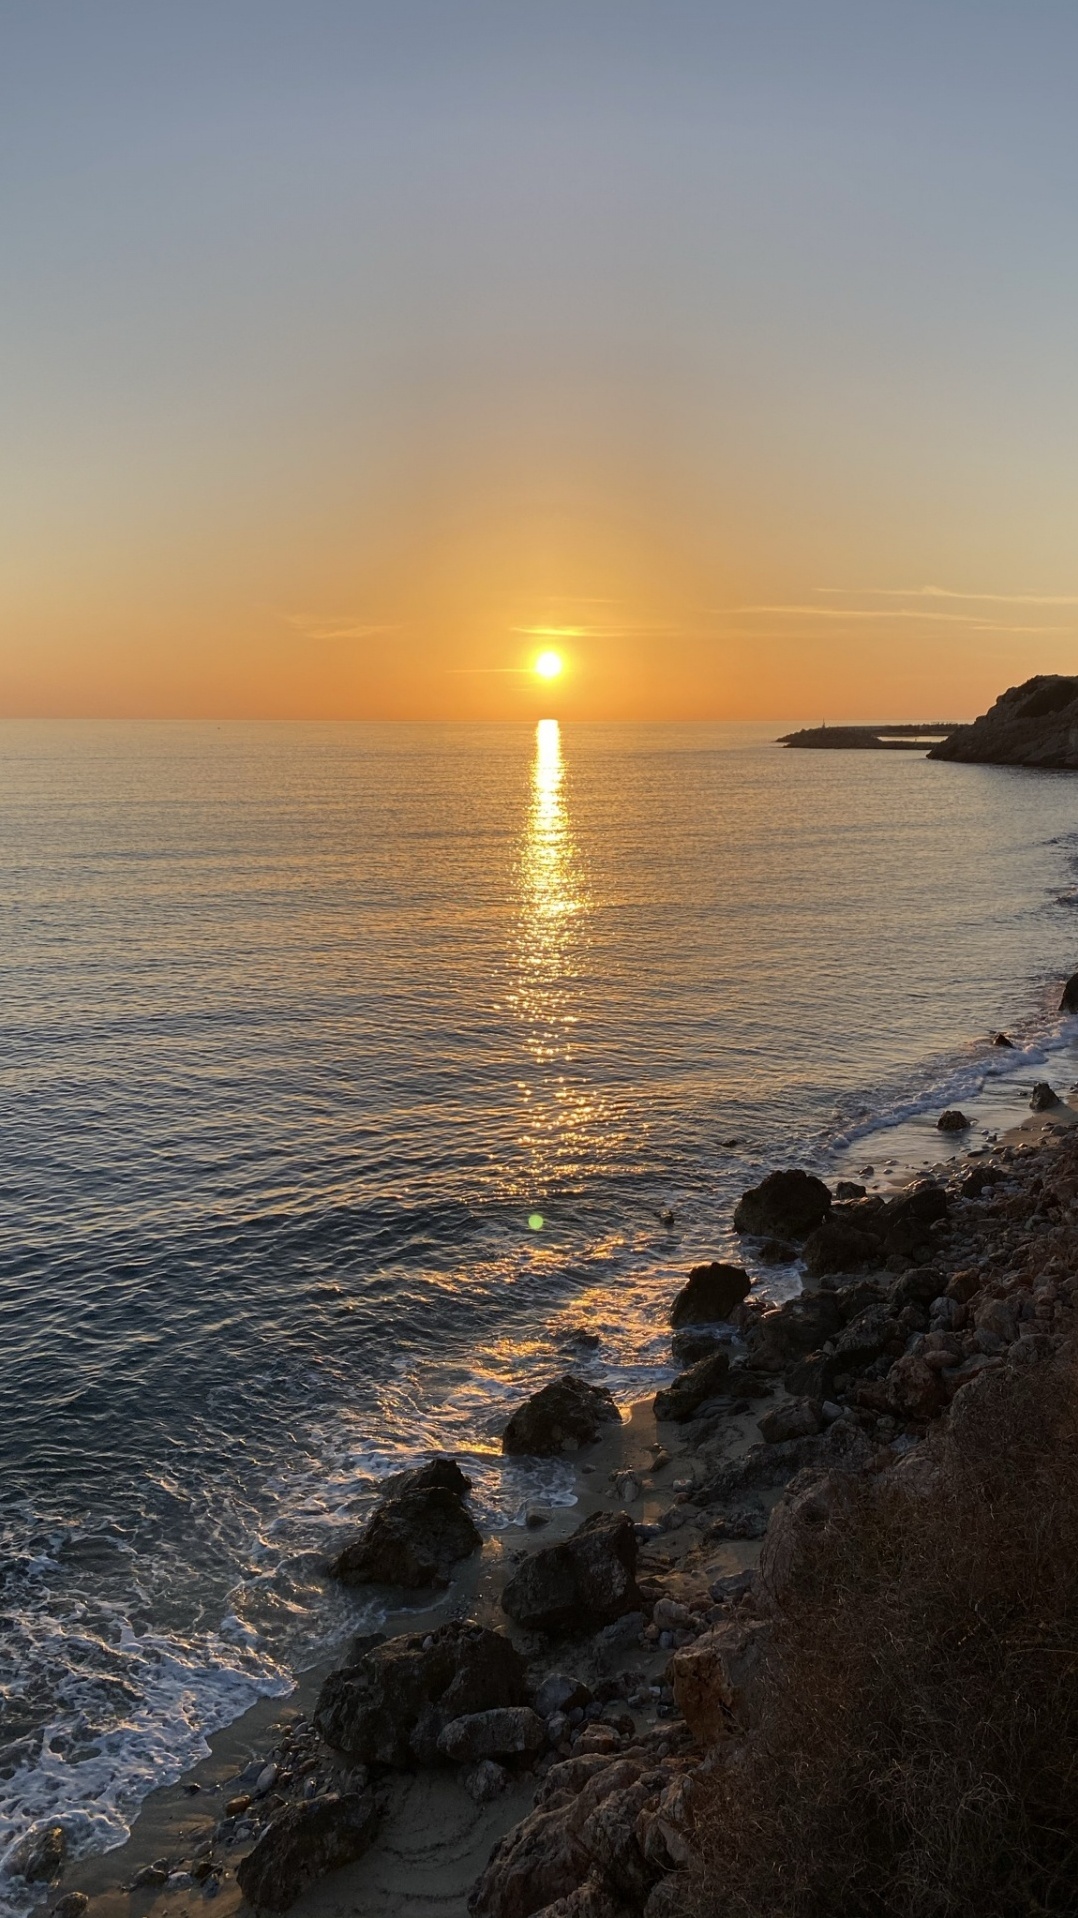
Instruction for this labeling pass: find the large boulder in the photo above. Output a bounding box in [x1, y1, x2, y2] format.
[314, 1621, 527, 1766]
[880, 1183, 948, 1259]
[469, 1804, 593, 1918]
[653, 1349, 731, 1422]
[438, 1708, 547, 1763]
[502, 1512, 642, 1636]
[745, 1292, 843, 1372]
[330, 1459, 481, 1589]
[733, 1169, 831, 1241]
[668, 1263, 750, 1327]
[502, 1378, 621, 1457]
[801, 1221, 883, 1279]
[668, 1620, 770, 1742]
[235, 1792, 378, 1911]
[755, 1467, 861, 1611]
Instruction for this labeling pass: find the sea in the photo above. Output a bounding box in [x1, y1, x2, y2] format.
[3, 717, 1078, 1899]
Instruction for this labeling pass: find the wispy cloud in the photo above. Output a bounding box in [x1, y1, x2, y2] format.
[815, 585, 1078, 607]
[722, 604, 1067, 635]
[278, 612, 398, 642]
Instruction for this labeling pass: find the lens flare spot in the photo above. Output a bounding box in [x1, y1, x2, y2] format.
[528, 1212, 545, 1230]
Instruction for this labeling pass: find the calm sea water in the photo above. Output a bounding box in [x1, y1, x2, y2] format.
[3, 718, 1078, 1893]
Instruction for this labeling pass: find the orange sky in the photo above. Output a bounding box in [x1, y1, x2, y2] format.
[3, 4, 1077, 722]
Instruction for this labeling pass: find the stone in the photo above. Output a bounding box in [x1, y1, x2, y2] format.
[1062, 972, 1078, 1014]
[885, 1352, 946, 1421]
[757, 1398, 823, 1444]
[464, 1760, 510, 1804]
[937, 1109, 971, 1132]
[53, 1897, 89, 1918]
[7, 1825, 66, 1884]
[993, 1031, 1015, 1047]
[755, 1468, 860, 1610]
[235, 1791, 378, 1911]
[502, 1378, 621, 1457]
[758, 1236, 798, 1264]
[928, 675, 1078, 770]
[801, 1220, 883, 1278]
[653, 1349, 731, 1421]
[329, 1477, 482, 1589]
[733, 1168, 832, 1240]
[438, 1708, 547, 1762]
[469, 1805, 593, 1918]
[314, 1621, 527, 1766]
[1030, 1081, 1062, 1111]
[834, 1180, 867, 1200]
[668, 1263, 750, 1326]
[668, 1619, 770, 1741]
[669, 1327, 726, 1367]
[745, 1292, 843, 1371]
[502, 1512, 643, 1636]
[534, 1674, 591, 1718]
[831, 1302, 899, 1371]
[881, 1183, 948, 1258]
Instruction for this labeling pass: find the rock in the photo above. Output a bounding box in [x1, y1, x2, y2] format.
[7, 1825, 66, 1884]
[834, 1180, 866, 1200]
[885, 1351, 946, 1421]
[329, 1478, 481, 1589]
[668, 1263, 750, 1326]
[53, 1897, 89, 1918]
[801, 1220, 883, 1278]
[1062, 972, 1078, 1013]
[881, 1183, 948, 1257]
[131, 1863, 169, 1889]
[783, 1352, 840, 1400]
[1030, 1081, 1062, 1111]
[469, 1805, 593, 1918]
[591, 1612, 647, 1668]
[653, 1349, 730, 1421]
[745, 1292, 843, 1371]
[993, 1031, 1015, 1047]
[315, 1621, 527, 1766]
[465, 1760, 510, 1804]
[502, 1512, 643, 1636]
[254, 1762, 278, 1797]
[438, 1708, 547, 1762]
[578, 1777, 659, 1903]
[962, 1164, 1004, 1198]
[937, 1109, 970, 1132]
[535, 1675, 591, 1719]
[757, 1398, 823, 1444]
[758, 1237, 798, 1264]
[755, 1467, 861, 1611]
[502, 1378, 621, 1457]
[831, 1302, 899, 1371]
[928, 675, 1078, 769]
[235, 1791, 377, 1911]
[668, 1619, 770, 1740]
[669, 1327, 727, 1367]
[733, 1169, 831, 1240]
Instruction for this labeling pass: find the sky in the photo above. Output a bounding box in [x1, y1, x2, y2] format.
[2, 1, 1078, 722]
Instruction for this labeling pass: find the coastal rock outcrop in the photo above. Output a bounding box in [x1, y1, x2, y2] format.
[668, 1263, 749, 1326]
[733, 1169, 831, 1240]
[502, 1378, 622, 1457]
[667, 1619, 769, 1742]
[928, 675, 1078, 767]
[314, 1621, 528, 1766]
[652, 1349, 731, 1421]
[235, 1791, 378, 1912]
[501, 1511, 643, 1636]
[329, 1457, 481, 1589]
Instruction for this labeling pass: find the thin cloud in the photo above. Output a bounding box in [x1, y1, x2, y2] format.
[816, 585, 1078, 607]
[278, 613, 399, 642]
[724, 605, 1067, 634]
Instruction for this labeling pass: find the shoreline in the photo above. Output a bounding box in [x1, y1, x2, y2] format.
[30, 1078, 1078, 1918]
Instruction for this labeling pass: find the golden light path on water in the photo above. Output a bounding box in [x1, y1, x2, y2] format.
[511, 718, 601, 1212]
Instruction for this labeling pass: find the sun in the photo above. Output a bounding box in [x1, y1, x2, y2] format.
[534, 650, 564, 680]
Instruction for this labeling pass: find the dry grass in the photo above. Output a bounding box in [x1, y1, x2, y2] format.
[691, 1346, 1078, 1918]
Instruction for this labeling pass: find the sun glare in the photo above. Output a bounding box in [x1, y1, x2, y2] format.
[534, 650, 564, 680]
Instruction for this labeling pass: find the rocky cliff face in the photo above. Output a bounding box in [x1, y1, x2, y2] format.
[929, 675, 1078, 767]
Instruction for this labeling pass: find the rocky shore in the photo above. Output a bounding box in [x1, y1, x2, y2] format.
[928, 674, 1078, 767]
[17, 1088, 1078, 1918]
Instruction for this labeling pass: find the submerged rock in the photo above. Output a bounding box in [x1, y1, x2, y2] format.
[329, 1461, 482, 1589]
[668, 1263, 750, 1327]
[937, 1109, 971, 1132]
[235, 1791, 378, 1911]
[6, 1825, 67, 1885]
[502, 1378, 621, 1457]
[1030, 1081, 1063, 1111]
[315, 1621, 528, 1767]
[501, 1511, 642, 1636]
[733, 1169, 832, 1240]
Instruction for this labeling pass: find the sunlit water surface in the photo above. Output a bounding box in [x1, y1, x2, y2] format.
[3, 719, 1078, 1892]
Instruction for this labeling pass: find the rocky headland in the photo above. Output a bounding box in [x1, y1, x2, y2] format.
[19, 1081, 1078, 1918]
[928, 674, 1078, 768]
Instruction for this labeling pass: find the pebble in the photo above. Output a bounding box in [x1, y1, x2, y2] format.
[254, 1763, 278, 1797]
[225, 1794, 250, 1817]
[167, 1872, 193, 1890]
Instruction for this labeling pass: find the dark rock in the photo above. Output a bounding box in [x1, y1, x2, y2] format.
[733, 1169, 832, 1240]
[235, 1791, 377, 1911]
[801, 1220, 883, 1278]
[653, 1349, 730, 1421]
[928, 675, 1078, 769]
[1062, 972, 1078, 1013]
[962, 1165, 1005, 1198]
[502, 1378, 621, 1457]
[314, 1621, 527, 1766]
[7, 1825, 66, 1884]
[834, 1180, 866, 1200]
[669, 1263, 750, 1327]
[758, 1237, 798, 1265]
[881, 1183, 948, 1257]
[993, 1031, 1015, 1047]
[783, 1352, 841, 1400]
[329, 1481, 481, 1590]
[670, 1326, 727, 1366]
[832, 1302, 900, 1370]
[534, 1674, 591, 1718]
[469, 1803, 592, 1918]
[53, 1897, 89, 1918]
[438, 1708, 546, 1762]
[1030, 1081, 1062, 1111]
[937, 1109, 971, 1132]
[890, 1265, 946, 1308]
[463, 1760, 510, 1804]
[745, 1292, 843, 1371]
[757, 1399, 823, 1444]
[501, 1512, 642, 1636]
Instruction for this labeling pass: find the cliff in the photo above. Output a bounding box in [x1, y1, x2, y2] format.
[929, 675, 1078, 768]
